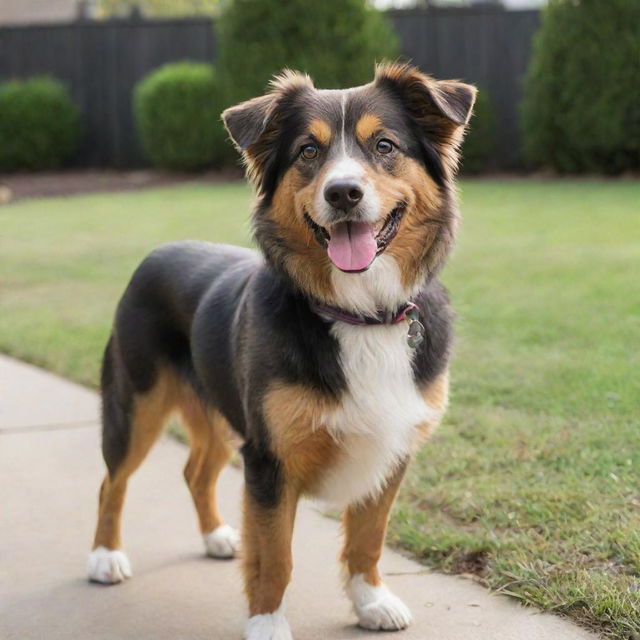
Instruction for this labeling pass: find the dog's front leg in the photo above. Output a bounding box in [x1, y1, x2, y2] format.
[341, 461, 412, 631]
[241, 456, 299, 640]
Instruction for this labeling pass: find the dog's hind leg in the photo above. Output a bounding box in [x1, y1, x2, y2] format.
[88, 344, 176, 584]
[179, 389, 238, 558]
[341, 462, 412, 631]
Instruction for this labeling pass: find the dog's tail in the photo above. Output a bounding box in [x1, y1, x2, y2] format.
[100, 334, 134, 477]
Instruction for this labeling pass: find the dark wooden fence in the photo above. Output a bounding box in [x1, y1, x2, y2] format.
[0, 7, 539, 169]
[389, 7, 540, 169]
[0, 16, 216, 166]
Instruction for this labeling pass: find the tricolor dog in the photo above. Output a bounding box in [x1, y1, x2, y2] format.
[88, 63, 476, 639]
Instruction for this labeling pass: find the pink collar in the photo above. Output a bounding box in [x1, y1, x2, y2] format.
[309, 299, 419, 326]
[309, 299, 425, 348]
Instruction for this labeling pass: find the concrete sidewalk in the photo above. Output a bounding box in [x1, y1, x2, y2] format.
[0, 355, 597, 640]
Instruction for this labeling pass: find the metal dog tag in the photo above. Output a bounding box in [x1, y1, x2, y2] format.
[405, 306, 425, 348]
[407, 320, 425, 348]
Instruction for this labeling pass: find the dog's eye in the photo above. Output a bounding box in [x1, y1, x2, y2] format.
[376, 139, 394, 155]
[300, 144, 318, 160]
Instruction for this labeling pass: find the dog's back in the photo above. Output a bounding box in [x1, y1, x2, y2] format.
[100, 241, 258, 470]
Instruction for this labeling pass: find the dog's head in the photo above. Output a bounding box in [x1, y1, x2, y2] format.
[223, 63, 475, 310]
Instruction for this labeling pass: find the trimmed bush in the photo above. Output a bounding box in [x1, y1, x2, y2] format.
[462, 88, 496, 174]
[522, 0, 640, 174]
[0, 77, 79, 171]
[217, 0, 398, 107]
[134, 62, 227, 170]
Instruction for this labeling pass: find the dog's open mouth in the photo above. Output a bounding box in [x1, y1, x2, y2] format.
[304, 205, 406, 273]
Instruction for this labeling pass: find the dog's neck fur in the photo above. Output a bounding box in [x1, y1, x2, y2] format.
[257, 245, 421, 318]
[253, 191, 457, 318]
[329, 253, 418, 317]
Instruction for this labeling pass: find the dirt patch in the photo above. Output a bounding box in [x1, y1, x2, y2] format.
[0, 168, 244, 204]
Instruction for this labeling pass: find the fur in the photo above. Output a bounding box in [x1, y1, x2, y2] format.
[87, 546, 132, 584]
[346, 573, 413, 631]
[204, 524, 240, 559]
[244, 604, 292, 640]
[317, 320, 436, 507]
[88, 63, 475, 638]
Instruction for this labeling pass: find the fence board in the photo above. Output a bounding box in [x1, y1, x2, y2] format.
[388, 7, 540, 168]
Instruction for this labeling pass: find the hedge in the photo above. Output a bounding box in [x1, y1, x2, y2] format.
[134, 62, 227, 170]
[0, 77, 79, 171]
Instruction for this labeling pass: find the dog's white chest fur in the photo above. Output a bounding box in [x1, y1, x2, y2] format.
[316, 321, 434, 508]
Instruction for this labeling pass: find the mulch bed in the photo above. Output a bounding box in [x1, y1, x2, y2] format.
[0, 168, 243, 205]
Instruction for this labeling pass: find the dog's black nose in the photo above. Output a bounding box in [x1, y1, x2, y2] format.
[324, 180, 363, 212]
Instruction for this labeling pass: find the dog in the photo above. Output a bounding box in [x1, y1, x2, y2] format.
[87, 62, 476, 639]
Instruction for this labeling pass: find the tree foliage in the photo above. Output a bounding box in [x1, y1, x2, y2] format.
[217, 0, 398, 106]
[462, 87, 496, 174]
[521, 0, 640, 173]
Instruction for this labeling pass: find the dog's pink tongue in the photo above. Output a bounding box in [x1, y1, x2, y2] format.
[327, 221, 377, 272]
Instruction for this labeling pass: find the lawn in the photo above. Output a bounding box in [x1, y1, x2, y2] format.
[2, 179, 639, 638]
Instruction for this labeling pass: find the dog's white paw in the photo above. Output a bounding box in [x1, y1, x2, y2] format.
[87, 546, 132, 584]
[204, 524, 240, 559]
[346, 574, 412, 631]
[244, 605, 292, 640]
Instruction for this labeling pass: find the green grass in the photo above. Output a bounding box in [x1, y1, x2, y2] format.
[0, 183, 251, 384]
[1, 179, 639, 638]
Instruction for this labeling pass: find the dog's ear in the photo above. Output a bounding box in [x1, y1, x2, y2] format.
[222, 70, 314, 189]
[222, 94, 276, 152]
[375, 62, 476, 130]
[375, 63, 476, 174]
[426, 79, 477, 127]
